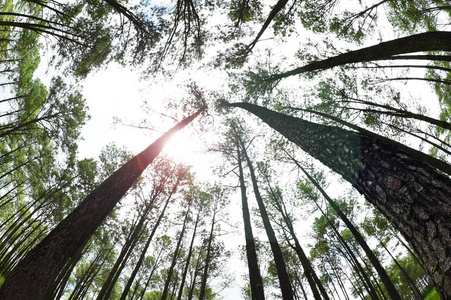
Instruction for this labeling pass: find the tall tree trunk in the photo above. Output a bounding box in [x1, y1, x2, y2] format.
[236, 144, 266, 300]
[178, 211, 201, 300]
[187, 248, 203, 300]
[377, 235, 423, 300]
[0, 106, 206, 300]
[292, 160, 401, 300]
[263, 177, 328, 300]
[228, 102, 451, 298]
[161, 205, 191, 300]
[96, 218, 142, 300]
[317, 206, 379, 300]
[239, 138, 294, 300]
[291, 238, 328, 300]
[198, 206, 216, 300]
[267, 31, 451, 82]
[120, 182, 179, 300]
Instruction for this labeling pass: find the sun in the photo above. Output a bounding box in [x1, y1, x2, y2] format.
[164, 130, 200, 162]
[162, 130, 217, 179]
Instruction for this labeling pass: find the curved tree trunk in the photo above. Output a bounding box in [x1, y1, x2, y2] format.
[229, 102, 451, 299]
[0, 106, 206, 300]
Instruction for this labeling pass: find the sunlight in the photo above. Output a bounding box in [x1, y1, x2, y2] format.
[163, 130, 203, 164]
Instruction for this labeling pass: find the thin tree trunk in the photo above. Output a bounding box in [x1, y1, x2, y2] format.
[187, 246, 203, 300]
[291, 159, 401, 300]
[239, 137, 294, 300]
[198, 207, 216, 300]
[263, 178, 328, 300]
[120, 182, 179, 300]
[97, 214, 145, 300]
[377, 236, 423, 300]
[177, 211, 201, 300]
[228, 101, 451, 299]
[314, 201, 380, 300]
[161, 206, 191, 300]
[0, 106, 206, 300]
[236, 143, 266, 300]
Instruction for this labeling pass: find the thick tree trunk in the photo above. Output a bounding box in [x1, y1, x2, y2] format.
[237, 144, 266, 300]
[0, 106, 206, 300]
[229, 102, 451, 298]
[240, 141, 294, 300]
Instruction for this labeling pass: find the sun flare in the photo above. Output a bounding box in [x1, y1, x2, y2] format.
[164, 131, 198, 162]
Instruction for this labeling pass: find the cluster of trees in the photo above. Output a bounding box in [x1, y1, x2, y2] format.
[1, 0, 451, 299]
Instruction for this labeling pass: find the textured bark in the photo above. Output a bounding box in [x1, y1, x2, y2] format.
[0, 106, 206, 300]
[229, 102, 451, 299]
[237, 144, 266, 300]
[268, 31, 451, 82]
[240, 141, 294, 300]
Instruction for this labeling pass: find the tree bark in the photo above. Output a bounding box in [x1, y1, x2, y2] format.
[0, 106, 206, 300]
[229, 102, 451, 299]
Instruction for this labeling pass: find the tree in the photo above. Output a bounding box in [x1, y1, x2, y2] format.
[238, 134, 294, 300]
[0, 105, 206, 300]
[286, 155, 402, 300]
[226, 101, 451, 298]
[259, 163, 329, 300]
[234, 130, 266, 300]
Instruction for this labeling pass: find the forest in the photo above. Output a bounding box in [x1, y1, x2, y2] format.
[0, 0, 450, 299]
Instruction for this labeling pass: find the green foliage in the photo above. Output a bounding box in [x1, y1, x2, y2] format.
[425, 287, 441, 300]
